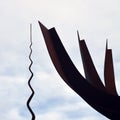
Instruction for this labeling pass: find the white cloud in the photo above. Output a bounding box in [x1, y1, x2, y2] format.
[37, 111, 68, 120]
[1, 107, 28, 120]
[0, 0, 120, 119]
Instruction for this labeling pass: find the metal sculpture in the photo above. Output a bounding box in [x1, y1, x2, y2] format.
[27, 24, 35, 120]
[104, 41, 118, 95]
[38, 21, 120, 119]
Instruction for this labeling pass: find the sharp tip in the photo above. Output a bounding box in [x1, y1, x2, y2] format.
[77, 30, 80, 41]
[38, 21, 42, 25]
[38, 21, 44, 27]
[38, 21, 46, 30]
[106, 39, 108, 50]
[77, 31, 85, 43]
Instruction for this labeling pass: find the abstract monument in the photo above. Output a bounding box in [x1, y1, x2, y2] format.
[38, 21, 120, 119]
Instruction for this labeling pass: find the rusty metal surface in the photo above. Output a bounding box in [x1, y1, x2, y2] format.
[77, 33, 105, 91]
[104, 41, 118, 95]
[38, 21, 120, 119]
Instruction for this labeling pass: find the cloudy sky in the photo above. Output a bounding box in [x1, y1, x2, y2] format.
[0, 0, 120, 119]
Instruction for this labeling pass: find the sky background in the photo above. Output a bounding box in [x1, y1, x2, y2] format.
[0, 0, 120, 120]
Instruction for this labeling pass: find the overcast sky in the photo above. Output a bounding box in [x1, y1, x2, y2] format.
[0, 0, 120, 120]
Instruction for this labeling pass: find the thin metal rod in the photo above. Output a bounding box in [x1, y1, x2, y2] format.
[27, 24, 35, 120]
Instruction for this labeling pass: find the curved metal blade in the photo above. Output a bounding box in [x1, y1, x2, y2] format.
[77, 31, 105, 91]
[38, 21, 120, 119]
[104, 40, 118, 95]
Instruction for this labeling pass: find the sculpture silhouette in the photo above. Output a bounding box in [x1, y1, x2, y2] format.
[104, 41, 118, 95]
[27, 24, 35, 120]
[38, 21, 120, 119]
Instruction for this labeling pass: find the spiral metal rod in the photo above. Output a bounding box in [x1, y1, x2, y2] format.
[27, 24, 35, 120]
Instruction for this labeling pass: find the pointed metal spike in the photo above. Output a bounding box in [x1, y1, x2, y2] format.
[106, 39, 108, 50]
[77, 30, 80, 41]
